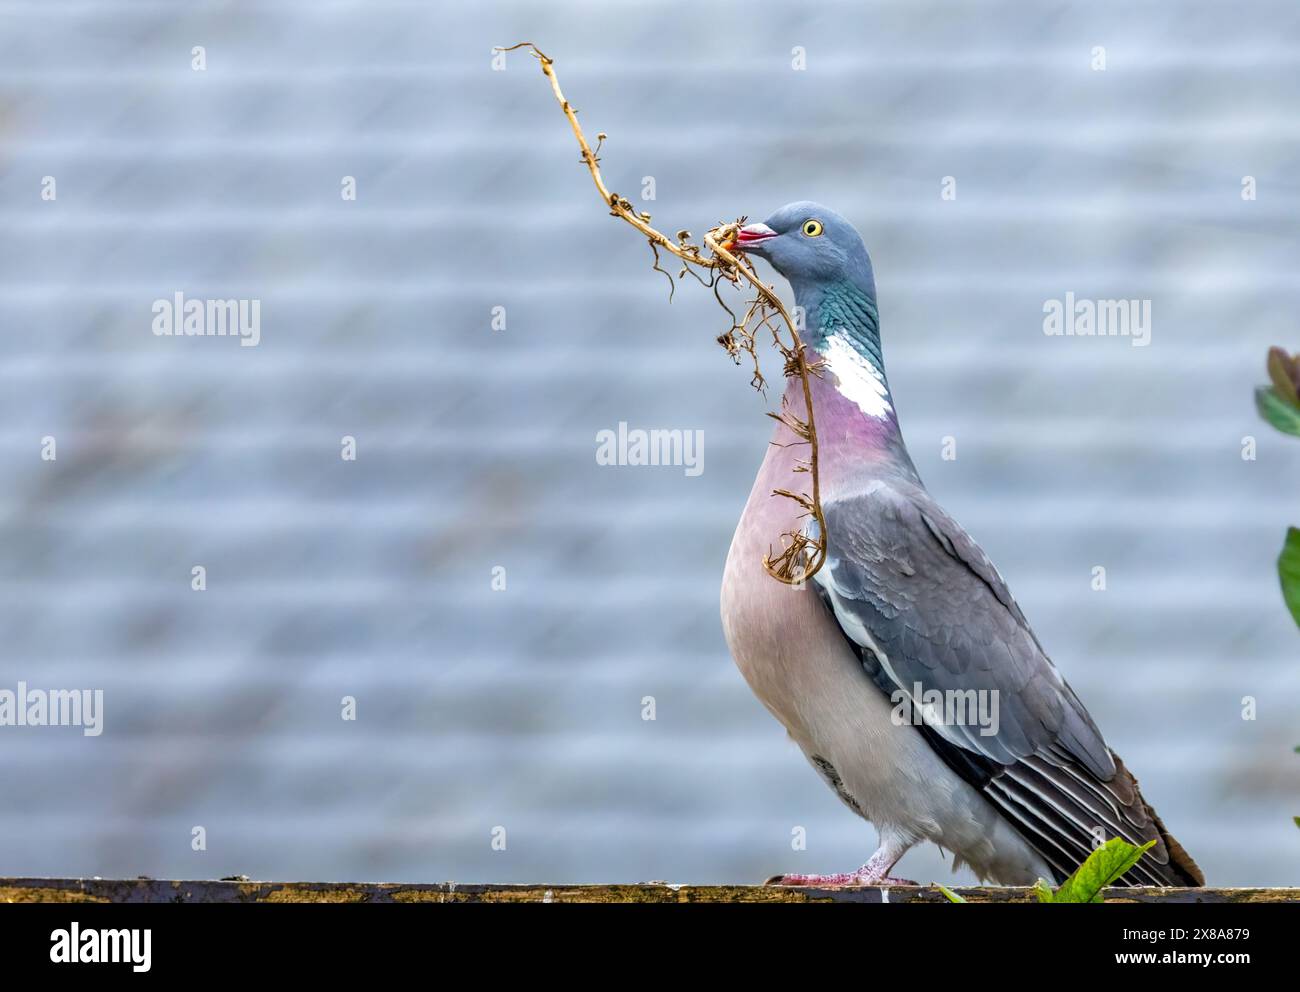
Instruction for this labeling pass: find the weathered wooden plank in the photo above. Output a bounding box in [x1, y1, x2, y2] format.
[0, 879, 1295, 904]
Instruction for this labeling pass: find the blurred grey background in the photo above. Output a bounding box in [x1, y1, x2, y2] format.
[0, 1, 1296, 886]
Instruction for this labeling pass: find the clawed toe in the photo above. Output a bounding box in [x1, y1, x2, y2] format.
[766, 871, 918, 887]
[768, 844, 919, 887]
[767, 871, 858, 886]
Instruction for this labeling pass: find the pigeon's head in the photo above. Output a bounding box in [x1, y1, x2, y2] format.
[732, 201, 875, 299]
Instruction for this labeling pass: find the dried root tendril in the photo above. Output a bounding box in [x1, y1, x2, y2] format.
[498, 42, 827, 584]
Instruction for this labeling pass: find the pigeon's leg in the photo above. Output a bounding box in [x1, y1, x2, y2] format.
[769, 837, 917, 887]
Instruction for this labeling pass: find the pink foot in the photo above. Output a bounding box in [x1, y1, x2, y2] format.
[766, 846, 917, 887]
[767, 870, 918, 887]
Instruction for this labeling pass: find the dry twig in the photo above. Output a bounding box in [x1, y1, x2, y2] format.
[498, 42, 826, 584]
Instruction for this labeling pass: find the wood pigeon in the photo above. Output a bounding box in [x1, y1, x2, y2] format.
[720, 202, 1204, 887]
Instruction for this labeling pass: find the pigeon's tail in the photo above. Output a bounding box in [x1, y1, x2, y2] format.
[1110, 752, 1205, 888]
[910, 719, 1206, 886]
[1141, 796, 1205, 887]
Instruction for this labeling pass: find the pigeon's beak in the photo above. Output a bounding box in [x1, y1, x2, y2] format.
[732, 222, 778, 251]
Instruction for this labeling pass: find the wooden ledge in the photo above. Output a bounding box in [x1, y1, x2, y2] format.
[0, 879, 1296, 904]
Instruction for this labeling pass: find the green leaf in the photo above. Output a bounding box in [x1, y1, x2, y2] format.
[1048, 838, 1157, 904]
[1033, 878, 1057, 903]
[1257, 386, 1300, 437]
[935, 883, 966, 903]
[1279, 528, 1300, 631]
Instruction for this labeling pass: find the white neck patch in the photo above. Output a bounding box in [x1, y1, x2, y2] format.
[823, 334, 892, 419]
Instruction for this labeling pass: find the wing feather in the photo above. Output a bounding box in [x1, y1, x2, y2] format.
[812, 480, 1202, 886]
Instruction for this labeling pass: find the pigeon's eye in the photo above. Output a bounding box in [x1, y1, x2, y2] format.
[802, 219, 824, 237]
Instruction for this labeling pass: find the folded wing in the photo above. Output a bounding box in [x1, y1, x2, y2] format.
[812, 480, 1202, 885]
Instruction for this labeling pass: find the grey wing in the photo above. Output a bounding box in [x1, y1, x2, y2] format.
[812, 480, 1194, 885]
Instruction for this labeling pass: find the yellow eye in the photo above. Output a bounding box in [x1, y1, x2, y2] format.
[802, 219, 824, 237]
